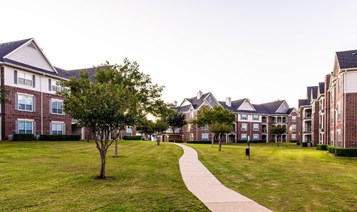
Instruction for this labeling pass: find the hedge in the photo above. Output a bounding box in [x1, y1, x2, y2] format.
[123, 135, 142, 140]
[13, 134, 34, 141]
[186, 140, 212, 144]
[40, 134, 81, 141]
[316, 144, 327, 150]
[326, 146, 357, 157]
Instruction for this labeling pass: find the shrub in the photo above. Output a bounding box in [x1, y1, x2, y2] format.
[316, 144, 328, 150]
[302, 142, 312, 147]
[290, 140, 299, 143]
[123, 135, 142, 140]
[40, 134, 81, 141]
[327, 145, 335, 153]
[186, 140, 212, 144]
[13, 134, 34, 141]
[334, 148, 357, 157]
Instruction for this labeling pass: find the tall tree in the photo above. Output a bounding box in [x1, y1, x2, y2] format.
[270, 125, 286, 147]
[194, 106, 235, 151]
[166, 110, 186, 142]
[58, 59, 164, 179]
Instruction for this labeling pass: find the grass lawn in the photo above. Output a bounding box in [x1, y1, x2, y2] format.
[0, 141, 208, 212]
[187, 142, 357, 212]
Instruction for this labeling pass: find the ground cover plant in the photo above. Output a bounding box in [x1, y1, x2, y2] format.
[0, 141, 208, 212]
[188, 142, 357, 212]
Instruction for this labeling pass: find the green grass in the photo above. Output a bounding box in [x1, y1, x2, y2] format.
[0, 141, 208, 212]
[187, 142, 357, 212]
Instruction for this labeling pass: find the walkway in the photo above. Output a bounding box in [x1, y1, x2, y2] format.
[174, 143, 272, 212]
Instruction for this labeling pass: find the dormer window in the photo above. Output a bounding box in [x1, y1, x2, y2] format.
[14, 70, 35, 87]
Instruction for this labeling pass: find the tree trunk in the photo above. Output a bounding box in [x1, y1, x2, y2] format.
[99, 147, 107, 179]
[219, 133, 222, 151]
[211, 133, 214, 147]
[114, 139, 118, 157]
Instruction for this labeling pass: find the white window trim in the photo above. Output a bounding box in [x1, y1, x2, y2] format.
[50, 98, 64, 115]
[253, 124, 259, 131]
[17, 119, 34, 134]
[17, 93, 34, 112]
[51, 121, 65, 135]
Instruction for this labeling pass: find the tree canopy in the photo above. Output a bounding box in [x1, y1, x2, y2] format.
[270, 125, 286, 147]
[58, 59, 164, 178]
[194, 106, 235, 151]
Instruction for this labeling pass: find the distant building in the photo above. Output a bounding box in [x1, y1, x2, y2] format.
[298, 49, 357, 148]
[0, 38, 135, 140]
[177, 91, 299, 143]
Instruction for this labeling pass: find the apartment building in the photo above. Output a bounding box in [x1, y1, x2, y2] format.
[0, 38, 135, 140]
[177, 91, 299, 143]
[298, 49, 357, 148]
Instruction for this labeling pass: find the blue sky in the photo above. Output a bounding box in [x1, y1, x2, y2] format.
[2, 0, 357, 108]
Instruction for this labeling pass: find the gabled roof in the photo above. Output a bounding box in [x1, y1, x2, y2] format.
[0, 38, 32, 61]
[185, 92, 210, 109]
[176, 105, 192, 113]
[253, 100, 288, 114]
[318, 82, 325, 95]
[336, 49, 357, 69]
[298, 99, 309, 108]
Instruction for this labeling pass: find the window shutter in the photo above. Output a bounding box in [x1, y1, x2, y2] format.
[33, 96, 36, 112]
[14, 70, 17, 84]
[15, 93, 18, 110]
[15, 120, 18, 134]
[49, 99, 52, 114]
[33, 121, 36, 135]
[49, 79, 51, 91]
[32, 75, 36, 88]
[63, 123, 66, 135]
[50, 122, 52, 135]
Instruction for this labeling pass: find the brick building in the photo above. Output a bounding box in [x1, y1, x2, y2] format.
[177, 91, 299, 143]
[0, 38, 135, 140]
[298, 49, 357, 148]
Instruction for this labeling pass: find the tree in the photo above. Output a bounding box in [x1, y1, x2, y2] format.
[153, 119, 169, 145]
[136, 118, 155, 140]
[270, 125, 286, 147]
[58, 59, 164, 179]
[166, 110, 186, 142]
[194, 106, 235, 151]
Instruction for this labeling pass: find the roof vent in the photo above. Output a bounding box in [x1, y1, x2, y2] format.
[27, 42, 37, 50]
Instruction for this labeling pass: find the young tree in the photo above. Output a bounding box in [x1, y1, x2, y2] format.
[270, 125, 286, 147]
[166, 111, 186, 142]
[194, 106, 235, 151]
[58, 59, 164, 179]
[136, 118, 155, 140]
[153, 119, 169, 146]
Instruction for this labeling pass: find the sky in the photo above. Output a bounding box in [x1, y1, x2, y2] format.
[2, 0, 357, 108]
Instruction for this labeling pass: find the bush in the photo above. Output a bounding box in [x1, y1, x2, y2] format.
[13, 134, 34, 141]
[327, 145, 335, 153]
[40, 134, 81, 141]
[302, 142, 312, 147]
[186, 140, 212, 144]
[123, 135, 142, 140]
[334, 148, 357, 157]
[290, 140, 299, 143]
[316, 144, 328, 150]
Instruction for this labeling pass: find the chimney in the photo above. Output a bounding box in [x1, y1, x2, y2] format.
[197, 90, 202, 99]
[226, 97, 231, 107]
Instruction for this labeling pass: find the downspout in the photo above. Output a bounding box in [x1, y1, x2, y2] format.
[343, 71, 346, 148]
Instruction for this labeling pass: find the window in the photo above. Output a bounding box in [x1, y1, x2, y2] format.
[253, 114, 259, 121]
[241, 123, 247, 131]
[253, 134, 259, 140]
[202, 133, 209, 141]
[241, 134, 247, 140]
[18, 120, 33, 134]
[202, 125, 209, 130]
[51, 99, 63, 114]
[51, 122, 64, 135]
[17, 94, 34, 111]
[253, 123, 259, 131]
[49, 79, 62, 92]
[126, 126, 132, 136]
[292, 116, 296, 122]
[15, 71, 34, 87]
[291, 134, 296, 139]
[292, 124, 296, 133]
[241, 114, 248, 120]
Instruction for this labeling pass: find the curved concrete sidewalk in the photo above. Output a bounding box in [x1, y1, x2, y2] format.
[174, 143, 271, 212]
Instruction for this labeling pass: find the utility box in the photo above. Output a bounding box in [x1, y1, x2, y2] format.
[245, 148, 250, 156]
